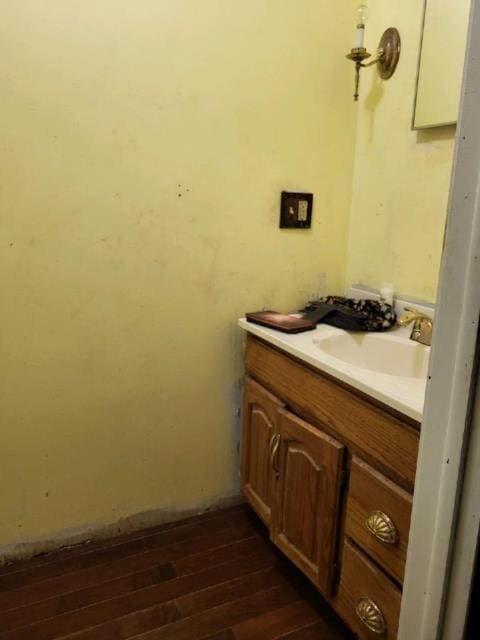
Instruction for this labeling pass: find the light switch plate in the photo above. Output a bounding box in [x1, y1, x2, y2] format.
[280, 191, 313, 228]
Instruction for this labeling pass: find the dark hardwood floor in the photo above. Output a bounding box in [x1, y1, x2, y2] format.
[0, 504, 354, 639]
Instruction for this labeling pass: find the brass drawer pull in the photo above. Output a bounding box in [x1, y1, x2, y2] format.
[365, 510, 398, 545]
[355, 597, 386, 635]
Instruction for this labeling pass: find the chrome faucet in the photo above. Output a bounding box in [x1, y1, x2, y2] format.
[398, 307, 433, 346]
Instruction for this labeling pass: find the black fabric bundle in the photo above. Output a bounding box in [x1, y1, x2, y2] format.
[302, 296, 397, 332]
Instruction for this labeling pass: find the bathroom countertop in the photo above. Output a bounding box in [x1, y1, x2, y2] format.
[238, 318, 427, 422]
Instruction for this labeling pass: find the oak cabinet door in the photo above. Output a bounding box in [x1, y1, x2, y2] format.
[272, 408, 345, 595]
[241, 377, 284, 526]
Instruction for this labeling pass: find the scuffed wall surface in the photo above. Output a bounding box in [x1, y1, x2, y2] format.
[0, 1, 356, 547]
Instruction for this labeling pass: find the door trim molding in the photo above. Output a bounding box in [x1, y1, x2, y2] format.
[399, 1, 480, 637]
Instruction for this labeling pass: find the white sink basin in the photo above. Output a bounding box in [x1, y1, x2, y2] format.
[313, 332, 430, 379]
[239, 317, 430, 420]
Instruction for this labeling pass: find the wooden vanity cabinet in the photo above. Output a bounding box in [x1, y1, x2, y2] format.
[241, 334, 420, 639]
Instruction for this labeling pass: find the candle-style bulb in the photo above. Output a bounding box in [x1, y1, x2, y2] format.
[355, 4, 369, 49]
[356, 4, 369, 26]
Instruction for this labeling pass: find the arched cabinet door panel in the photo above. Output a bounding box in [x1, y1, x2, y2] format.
[241, 377, 284, 526]
[272, 408, 345, 596]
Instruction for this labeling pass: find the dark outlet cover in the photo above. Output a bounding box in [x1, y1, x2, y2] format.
[280, 191, 313, 228]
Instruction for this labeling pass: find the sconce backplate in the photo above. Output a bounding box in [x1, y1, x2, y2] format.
[378, 28, 401, 80]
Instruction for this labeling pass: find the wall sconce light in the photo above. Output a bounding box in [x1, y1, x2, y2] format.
[346, 5, 401, 101]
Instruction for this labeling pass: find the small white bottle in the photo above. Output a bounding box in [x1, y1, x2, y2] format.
[380, 282, 394, 306]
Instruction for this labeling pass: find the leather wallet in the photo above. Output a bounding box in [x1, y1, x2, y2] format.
[245, 311, 316, 334]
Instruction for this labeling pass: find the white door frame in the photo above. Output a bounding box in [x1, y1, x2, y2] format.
[441, 377, 480, 637]
[399, 1, 480, 638]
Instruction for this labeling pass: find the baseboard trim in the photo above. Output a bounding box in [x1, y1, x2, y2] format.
[0, 493, 244, 567]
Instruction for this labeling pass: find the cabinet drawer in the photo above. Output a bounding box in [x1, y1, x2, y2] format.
[336, 540, 401, 639]
[346, 457, 412, 583]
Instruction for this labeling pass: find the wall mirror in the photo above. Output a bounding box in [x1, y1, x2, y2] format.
[413, 0, 470, 129]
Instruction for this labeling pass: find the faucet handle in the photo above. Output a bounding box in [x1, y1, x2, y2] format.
[403, 306, 431, 318]
[398, 306, 432, 328]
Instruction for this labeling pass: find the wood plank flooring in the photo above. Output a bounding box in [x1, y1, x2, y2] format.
[0, 504, 354, 639]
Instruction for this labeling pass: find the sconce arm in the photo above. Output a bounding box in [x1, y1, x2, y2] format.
[360, 51, 385, 68]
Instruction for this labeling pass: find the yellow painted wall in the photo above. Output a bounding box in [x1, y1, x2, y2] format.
[0, 1, 356, 548]
[346, 0, 456, 302]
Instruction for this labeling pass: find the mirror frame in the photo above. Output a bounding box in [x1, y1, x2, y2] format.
[412, 0, 460, 131]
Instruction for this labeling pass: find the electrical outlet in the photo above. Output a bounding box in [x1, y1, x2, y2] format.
[298, 200, 309, 222]
[280, 192, 313, 228]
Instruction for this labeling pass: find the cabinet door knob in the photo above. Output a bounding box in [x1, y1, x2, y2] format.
[355, 597, 387, 635]
[365, 510, 398, 544]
